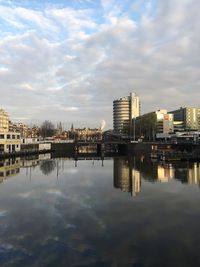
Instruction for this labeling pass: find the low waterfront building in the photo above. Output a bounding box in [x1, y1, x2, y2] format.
[134, 109, 174, 140]
[21, 137, 39, 144]
[169, 107, 200, 131]
[0, 132, 21, 153]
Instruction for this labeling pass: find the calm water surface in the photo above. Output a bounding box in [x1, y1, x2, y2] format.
[0, 155, 200, 267]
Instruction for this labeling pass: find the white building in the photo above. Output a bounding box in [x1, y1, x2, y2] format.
[155, 110, 174, 134]
[0, 132, 21, 153]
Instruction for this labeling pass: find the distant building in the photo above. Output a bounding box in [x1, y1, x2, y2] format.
[9, 122, 28, 137]
[135, 109, 174, 140]
[9, 122, 39, 138]
[0, 109, 9, 132]
[68, 127, 102, 141]
[113, 92, 140, 134]
[170, 107, 200, 131]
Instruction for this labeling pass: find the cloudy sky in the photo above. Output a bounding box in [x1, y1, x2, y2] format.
[0, 0, 199, 129]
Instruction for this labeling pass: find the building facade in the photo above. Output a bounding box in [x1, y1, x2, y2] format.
[135, 109, 174, 140]
[0, 109, 9, 132]
[68, 127, 102, 141]
[113, 92, 140, 133]
[0, 132, 21, 153]
[170, 107, 200, 131]
[9, 122, 39, 138]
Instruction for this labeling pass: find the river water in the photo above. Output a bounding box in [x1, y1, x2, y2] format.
[0, 155, 200, 267]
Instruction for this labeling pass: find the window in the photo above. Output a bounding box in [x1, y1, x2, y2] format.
[7, 134, 10, 139]
[17, 135, 20, 139]
[0, 134, 4, 139]
[12, 135, 15, 139]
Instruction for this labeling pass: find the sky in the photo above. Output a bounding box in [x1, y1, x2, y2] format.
[0, 0, 199, 129]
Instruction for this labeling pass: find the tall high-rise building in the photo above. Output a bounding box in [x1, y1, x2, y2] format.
[113, 92, 140, 133]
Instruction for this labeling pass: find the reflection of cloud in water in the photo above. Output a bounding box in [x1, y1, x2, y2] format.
[0, 243, 13, 251]
[0, 210, 8, 217]
[65, 223, 76, 229]
[46, 188, 106, 230]
[46, 189, 67, 200]
[67, 168, 78, 174]
[18, 191, 33, 198]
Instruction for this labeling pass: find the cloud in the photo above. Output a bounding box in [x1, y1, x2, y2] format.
[0, 0, 199, 128]
[59, 107, 79, 111]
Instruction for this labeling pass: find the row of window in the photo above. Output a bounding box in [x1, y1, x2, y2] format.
[6, 144, 19, 148]
[0, 134, 20, 139]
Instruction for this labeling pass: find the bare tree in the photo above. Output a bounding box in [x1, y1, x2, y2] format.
[40, 120, 55, 138]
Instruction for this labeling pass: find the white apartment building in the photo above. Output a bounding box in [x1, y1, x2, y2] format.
[0, 109, 9, 132]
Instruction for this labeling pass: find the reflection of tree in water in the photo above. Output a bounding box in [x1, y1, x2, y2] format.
[40, 160, 56, 175]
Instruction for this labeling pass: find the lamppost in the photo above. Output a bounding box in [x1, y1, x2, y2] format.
[133, 118, 136, 141]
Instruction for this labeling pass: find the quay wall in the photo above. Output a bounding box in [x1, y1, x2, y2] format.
[51, 143, 75, 157]
[1, 141, 200, 159]
[128, 142, 152, 155]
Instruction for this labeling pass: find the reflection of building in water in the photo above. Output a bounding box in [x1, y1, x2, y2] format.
[20, 157, 39, 168]
[187, 163, 200, 185]
[78, 145, 97, 153]
[157, 164, 175, 183]
[114, 158, 141, 197]
[131, 168, 141, 196]
[0, 157, 20, 181]
[39, 153, 51, 160]
[20, 154, 51, 169]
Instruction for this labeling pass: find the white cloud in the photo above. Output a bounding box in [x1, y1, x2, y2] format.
[0, 0, 200, 128]
[20, 83, 34, 91]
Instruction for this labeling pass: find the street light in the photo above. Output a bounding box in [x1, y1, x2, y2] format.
[133, 118, 136, 141]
